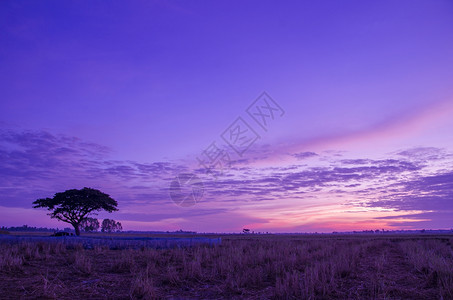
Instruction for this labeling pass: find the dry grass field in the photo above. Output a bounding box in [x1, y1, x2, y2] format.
[1, 233, 453, 299]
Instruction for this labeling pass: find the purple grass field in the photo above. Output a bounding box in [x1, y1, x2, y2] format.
[1, 232, 453, 299]
[1, 1, 453, 299]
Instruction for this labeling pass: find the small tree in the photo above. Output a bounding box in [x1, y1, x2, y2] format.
[115, 221, 123, 232]
[81, 217, 100, 232]
[101, 219, 122, 233]
[33, 187, 118, 236]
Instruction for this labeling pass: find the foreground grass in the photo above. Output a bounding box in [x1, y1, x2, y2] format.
[1, 234, 452, 299]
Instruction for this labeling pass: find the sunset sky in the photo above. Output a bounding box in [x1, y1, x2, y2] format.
[1, 0, 453, 233]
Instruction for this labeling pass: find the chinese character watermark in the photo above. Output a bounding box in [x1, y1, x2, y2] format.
[169, 173, 204, 207]
[247, 92, 285, 131]
[221, 117, 260, 156]
[169, 91, 284, 207]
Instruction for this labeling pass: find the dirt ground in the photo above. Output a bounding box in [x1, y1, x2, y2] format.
[1, 234, 451, 299]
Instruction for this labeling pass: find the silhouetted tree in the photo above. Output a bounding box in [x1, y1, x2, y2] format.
[81, 217, 100, 232]
[116, 221, 123, 232]
[33, 188, 118, 236]
[101, 218, 122, 233]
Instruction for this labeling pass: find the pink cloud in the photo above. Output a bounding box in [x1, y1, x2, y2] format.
[250, 98, 453, 166]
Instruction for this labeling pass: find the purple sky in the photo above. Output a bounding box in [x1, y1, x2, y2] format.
[1, 0, 453, 232]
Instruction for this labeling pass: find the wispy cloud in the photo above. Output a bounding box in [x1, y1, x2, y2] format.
[0, 129, 185, 208]
[291, 151, 318, 160]
[2, 127, 453, 231]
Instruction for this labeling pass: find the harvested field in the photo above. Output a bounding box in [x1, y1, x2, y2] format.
[1, 234, 453, 299]
[0, 235, 221, 250]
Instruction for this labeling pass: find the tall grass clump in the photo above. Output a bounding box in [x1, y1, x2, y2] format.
[0, 244, 24, 271]
[130, 267, 157, 299]
[400, 239, 453, 298]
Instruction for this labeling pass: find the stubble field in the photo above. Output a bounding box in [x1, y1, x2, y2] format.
[1, 233, 453, 299]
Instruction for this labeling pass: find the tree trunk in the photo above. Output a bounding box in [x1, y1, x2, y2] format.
[73, 223, 81, 236]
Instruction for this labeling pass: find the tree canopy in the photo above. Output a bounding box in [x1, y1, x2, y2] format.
[101, 218, 122, 233]
[81, 217, 100, 232]
[32, 187, 118, 236]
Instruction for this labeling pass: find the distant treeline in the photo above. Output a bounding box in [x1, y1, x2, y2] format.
[1, 225, 73, 232]
[332, 229, 453, 234]
[124, 230, 197, 234]
[0, 226, 197, 234]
